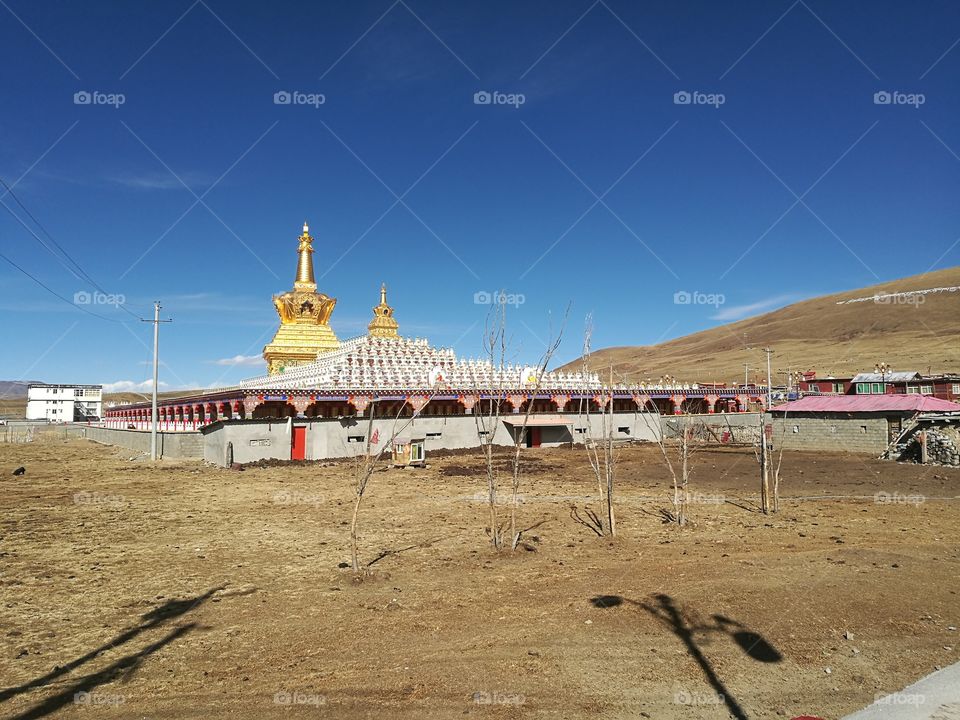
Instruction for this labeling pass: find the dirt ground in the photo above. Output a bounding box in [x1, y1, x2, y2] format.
[1, 438, 958, 719]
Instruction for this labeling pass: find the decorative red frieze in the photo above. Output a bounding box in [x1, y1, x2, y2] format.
[292, 396, 310, 415]
[407, 395, 428, 413]
[349, 395, 371, 415]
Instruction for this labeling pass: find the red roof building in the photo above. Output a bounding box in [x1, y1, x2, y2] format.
[772, 395, 960, 414]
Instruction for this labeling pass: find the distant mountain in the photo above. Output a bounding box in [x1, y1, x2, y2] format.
[0, 380, 41, 399]
[558, 266, 960, 384]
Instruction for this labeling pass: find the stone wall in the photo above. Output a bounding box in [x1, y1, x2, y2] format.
[766, 414, 892, 454]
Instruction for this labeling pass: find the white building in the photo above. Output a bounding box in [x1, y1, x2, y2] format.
[26, 384, 102, 422]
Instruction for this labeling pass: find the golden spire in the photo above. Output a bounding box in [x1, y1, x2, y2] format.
[263, 221, 340, 374]
[368, 282, 400, 339]
[294, 221, 316, 290]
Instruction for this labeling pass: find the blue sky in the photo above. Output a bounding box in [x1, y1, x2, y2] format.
[1, 0, 959, 392]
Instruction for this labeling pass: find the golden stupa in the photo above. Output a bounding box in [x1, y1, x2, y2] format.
[367, 283, 400, 339]
[263, 222, 340, 374]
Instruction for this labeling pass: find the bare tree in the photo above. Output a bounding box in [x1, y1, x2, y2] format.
[755, 413, 771, 514]
[770, 409, 789, 513]
[505, 308, 568, 550]
[641, 409, 705, 526]
[578, 317, 617, 536]
[350, 386, 439, 571]
[474, 299, 508, 549]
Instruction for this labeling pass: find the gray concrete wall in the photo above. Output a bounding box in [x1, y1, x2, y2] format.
[202, 419, 292, 465]
[80, 426, 204, 459]
[766, 414, 892, 454]
[201, 411, 663, 466]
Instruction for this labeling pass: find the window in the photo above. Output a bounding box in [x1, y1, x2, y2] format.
[347, 435, 365, 443]
[952, 384, 960, 395]
[52, 388, 57, 394]
[921, 385, 933, 395]
[859, 425, 867, 434]
[808, 383, 820, 393]
[426, 432, 442, 438]
[834, 383, 845, 393]
[792, 425, 799, 433]
[618, 426, 630, 434]
[907, 386, 920, 394]
[410, 442, 424, 461]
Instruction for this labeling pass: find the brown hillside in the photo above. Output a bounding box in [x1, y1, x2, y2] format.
[559, 266, 960, 385]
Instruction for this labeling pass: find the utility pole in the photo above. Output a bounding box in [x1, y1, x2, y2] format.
[141, 302, 172, 461]
[744, 363, 750, 388]
[764, 348, 774, 411]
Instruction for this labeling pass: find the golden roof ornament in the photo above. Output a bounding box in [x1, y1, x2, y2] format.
[294, 221, 316, 290]
[368, 282, 400, 339]
[263, 221, 340, 374]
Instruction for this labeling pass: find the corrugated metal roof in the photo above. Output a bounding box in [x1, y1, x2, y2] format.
[850, 371, 921, 383]
[771, 395, 960, 413]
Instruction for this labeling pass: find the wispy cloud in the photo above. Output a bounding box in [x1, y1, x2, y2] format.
[710, 294, 799, 322]
[107, 171, 214, 191]
[210, 354, 265, 367]
[101, 379, 168, 393]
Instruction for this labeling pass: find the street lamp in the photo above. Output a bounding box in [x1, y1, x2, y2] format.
[875, 362, 890, 394]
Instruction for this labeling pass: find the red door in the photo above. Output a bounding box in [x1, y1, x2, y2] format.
[530, 427, 541, 448]
[291, 426, 306, 460]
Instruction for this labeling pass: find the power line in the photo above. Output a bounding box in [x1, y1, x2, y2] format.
[0, 177, 146, 321]
[0, 249, 131, 324]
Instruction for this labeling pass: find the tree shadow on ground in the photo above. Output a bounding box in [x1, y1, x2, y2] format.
[1, 585, 224, 719]
[570, 505, 604, 537]
[590, 593, 782, 720]
[367, 537, 442, 567]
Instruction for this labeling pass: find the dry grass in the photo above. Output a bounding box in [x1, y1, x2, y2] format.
[1, 438, 958, 718]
